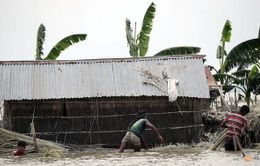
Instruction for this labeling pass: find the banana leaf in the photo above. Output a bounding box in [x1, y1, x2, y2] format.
[231, 67, 260, 90]
[35, 24, 46, 60]
[125, 19, 138, 56]
[248, 65, 259, 80]
[221, 20, 232, 42]
[232, 69, 250, 78]
[214, 73, 240, 84]
[207, 65, 218, 73]
[222, 85, 236, 92]
[225, 38, 260, 72]
[137, 2, 156, 56]
[44, 34, 87, 60]
[216, 45, 222, 59]
[154, 46, 201, 56]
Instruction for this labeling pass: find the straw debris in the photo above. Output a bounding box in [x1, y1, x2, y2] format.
[0, 127, 65, 155]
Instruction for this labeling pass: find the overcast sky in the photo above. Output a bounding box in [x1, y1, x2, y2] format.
[0, 0, 259, 68]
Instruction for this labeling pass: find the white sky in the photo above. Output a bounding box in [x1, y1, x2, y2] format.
[0, 0, 259, 68]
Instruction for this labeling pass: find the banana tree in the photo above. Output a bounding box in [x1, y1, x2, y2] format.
[225, 39, 260, 72]
[214, 65, 260, 106]
[224, 26, 260, 72]
[208, 20, 232, 107]
[211, 21, 260, 106]
[125, 2, 156, 57]
[125, 2, 201, 57]
[35, 24, 87, 60]
[214, 21, 260, 86]
[231, 65, 260, 106]
[216, 20, 232, 84]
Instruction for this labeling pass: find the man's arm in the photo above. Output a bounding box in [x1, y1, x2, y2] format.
[220, 117, 228, 128]
[26, 149, 39, 154]
[220, 120, 226, 128]
[145, 121, 163, 143]
[140, 136, 148, 150]
[243, 120, 250, 133]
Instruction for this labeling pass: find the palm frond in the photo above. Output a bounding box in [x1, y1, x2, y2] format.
[154, 46, 201, 56]
[137, 2, 156, 56]
[44, 34, 87, 60]
[225, 38, 260, 72]
[35, 24, 46, 60]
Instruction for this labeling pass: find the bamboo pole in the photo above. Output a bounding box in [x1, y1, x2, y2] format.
[210, 129, 227, 151]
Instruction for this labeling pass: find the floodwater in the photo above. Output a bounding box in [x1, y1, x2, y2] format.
[1, 145, 260, 166]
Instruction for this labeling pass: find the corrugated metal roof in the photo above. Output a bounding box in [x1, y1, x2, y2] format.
[0, 55, 210, 100]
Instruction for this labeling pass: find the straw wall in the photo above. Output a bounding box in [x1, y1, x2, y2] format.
[3, 96, 210, 146]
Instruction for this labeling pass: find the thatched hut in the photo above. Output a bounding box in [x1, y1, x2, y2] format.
[0, 55, 210, 146]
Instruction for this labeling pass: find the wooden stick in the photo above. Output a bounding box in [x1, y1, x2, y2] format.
[234, 135, 252, 161]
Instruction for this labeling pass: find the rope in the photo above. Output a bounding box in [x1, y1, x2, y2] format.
[175, 101, 192, 137]
[30, 106, 38, 151]
[30, 107, 36, 137]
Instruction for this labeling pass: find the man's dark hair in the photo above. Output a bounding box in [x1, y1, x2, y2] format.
[18, 141, 27, 147]
[239, 105, 250, 115]
[137, 110, 147, 119]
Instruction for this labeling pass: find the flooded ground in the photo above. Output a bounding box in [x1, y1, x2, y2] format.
[1, 145, 260, 166]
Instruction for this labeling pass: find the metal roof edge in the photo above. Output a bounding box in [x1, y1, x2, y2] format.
[0, 55, 206, 65]
[4, 94, 210, 101]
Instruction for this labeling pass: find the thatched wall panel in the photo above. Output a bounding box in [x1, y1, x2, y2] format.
[5, 96, 210, 145]
[11, 111, 202, 135]
[148, 112, 196, 128]
[11, 118, 31, 133]
[35, 132, 124, 145]
[10, 101, 64, 117]
[158, 126, 203, 144]
[12, 117, 87, 133]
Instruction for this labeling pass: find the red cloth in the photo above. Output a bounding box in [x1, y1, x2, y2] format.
[13, 150, 25, 156]
[222, 112, 248, 138]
